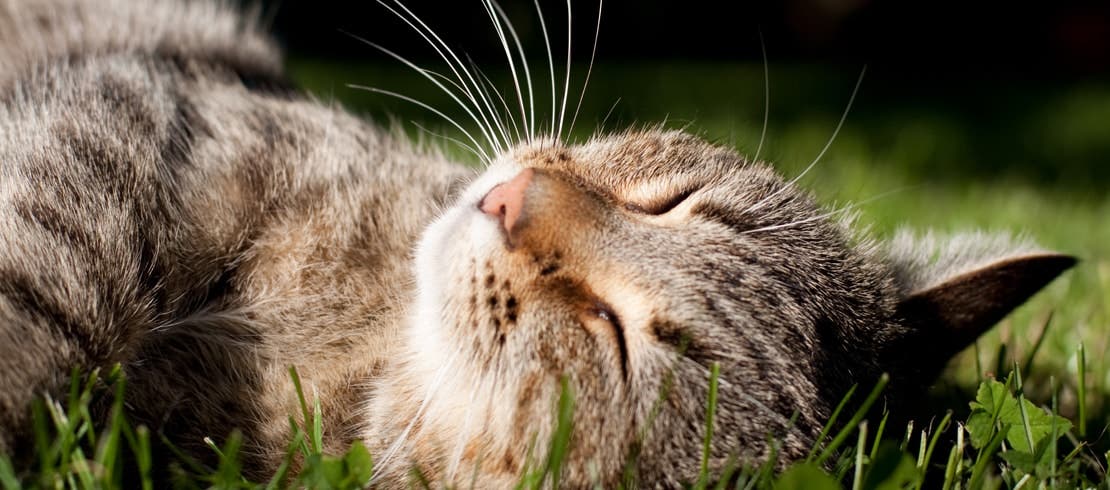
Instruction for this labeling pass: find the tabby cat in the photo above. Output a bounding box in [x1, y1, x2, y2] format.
[0, 0, 1074, 487]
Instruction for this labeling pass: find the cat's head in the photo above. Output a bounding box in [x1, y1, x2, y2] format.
[390, 128, 1073, 486]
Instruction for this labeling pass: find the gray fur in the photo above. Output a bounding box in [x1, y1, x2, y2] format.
[885, 229, 1045, 293]
[0, 0, 1073, 487]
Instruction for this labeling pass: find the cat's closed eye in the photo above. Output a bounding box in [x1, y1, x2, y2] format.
[580, 301, 629, 377]
[624, 186, 700, 216]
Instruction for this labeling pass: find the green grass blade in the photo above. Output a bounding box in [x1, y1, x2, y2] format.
[1013, 365, 1037, 455]
[869, 409, 889, 461]
[806, 383, 858, 462]
[754, 431, 783, 489]
[266, 429, 304, 490]
[312, 389, 324, 455]
[953, 424, 965, 486]
[211, 430, 246, 487]
[0, 456, 19, 490]
[852, 421, 867, 490]
[70, 447, 95, 489]
[1020, 312, 1053, 377]
[712, 455, 738, 490]
[916, 411, 952, 490]
[543, 377, 575, 490]
[287, 366, 314, 452]
[289, 416, 311, 457]
[1077, 343, 1087, 438]
[916, 430, 926, 470]
[134, 426, 153, 490]
[900, 420, 914, 452]
[697, 362, 721, 489]
[815, 373, 888, 466]
[941, 445, 959, 490]
[204, 437, 225, 460]
[968, 426, 1008, 490]
[1049, 376, 1058, 490]
[993, 342, 1009, 381]
[95, 375, 127, 488]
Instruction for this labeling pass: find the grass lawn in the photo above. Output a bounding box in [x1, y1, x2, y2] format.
[3, 61, 1107, 488]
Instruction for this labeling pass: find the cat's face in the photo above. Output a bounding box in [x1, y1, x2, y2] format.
[396, 128, 1072, 486]
[390, 126, 1074, 484]
[403, 128, 899, 484]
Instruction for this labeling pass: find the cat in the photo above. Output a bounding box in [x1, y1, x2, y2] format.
[0, 0, 1075, 487]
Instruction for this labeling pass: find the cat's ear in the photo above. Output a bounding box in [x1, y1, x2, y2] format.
[883, 231, 1075, 372]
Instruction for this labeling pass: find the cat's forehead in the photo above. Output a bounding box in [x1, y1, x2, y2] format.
[510, 129, 760, 189]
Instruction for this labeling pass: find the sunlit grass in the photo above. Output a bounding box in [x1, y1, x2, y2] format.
[5, 359, 1103, 487]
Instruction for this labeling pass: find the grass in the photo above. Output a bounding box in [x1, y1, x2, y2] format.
[4, 360, 1105, 488]
[2, 62, 1108, 487]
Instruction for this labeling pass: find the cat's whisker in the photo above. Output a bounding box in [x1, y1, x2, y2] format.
[411, 122, 485, 163]
[743, 66, 866, 215]
[466, 56, 523, 147]
[343, 32, 504, 155]
[445, 372, 483, 480]
[348, 84, 493, 162]
[483, 0, 535, 144]
[567, 0, 603, 142]
[473, 2, 520, 146]
[376, 1, 486, 110]
[557, 0, 573, 141]
[532, 0, 558, 141]
[423, 68, 514, 145]
[742, 207, 852, 235]
[374, 1, 509, 154]
[598, 96, 622, 132]
[742, 187, 903, 235]
[373, 348, 462, 483]
[487, 1, 538, 142]
[751, 30, 770, 165]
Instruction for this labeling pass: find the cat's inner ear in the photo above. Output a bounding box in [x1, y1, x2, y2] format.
[895, 252, 1076, 358]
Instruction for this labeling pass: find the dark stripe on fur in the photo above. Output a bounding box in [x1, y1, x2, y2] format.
[57, 129, 136, 203]
[0, 269, 103, 362]
[98, 75, 157, 137]
[650, 318, 715, 370]
[160, 92, 211, 170]
[13, 200, 95, 253]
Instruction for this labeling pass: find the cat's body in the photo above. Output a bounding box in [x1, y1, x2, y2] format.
[0, 0, 468, 475]
[0, 0, 1074, 487]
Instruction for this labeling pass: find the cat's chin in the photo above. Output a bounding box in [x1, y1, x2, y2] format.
[361, 161, 530, 484]
[407, 161, 522, 370]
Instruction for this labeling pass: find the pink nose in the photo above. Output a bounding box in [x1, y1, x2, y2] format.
[479, 169, 534, 235]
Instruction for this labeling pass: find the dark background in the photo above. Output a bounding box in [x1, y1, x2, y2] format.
[264, 0, 1110, 77]
[261, 0, 1110, 188]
